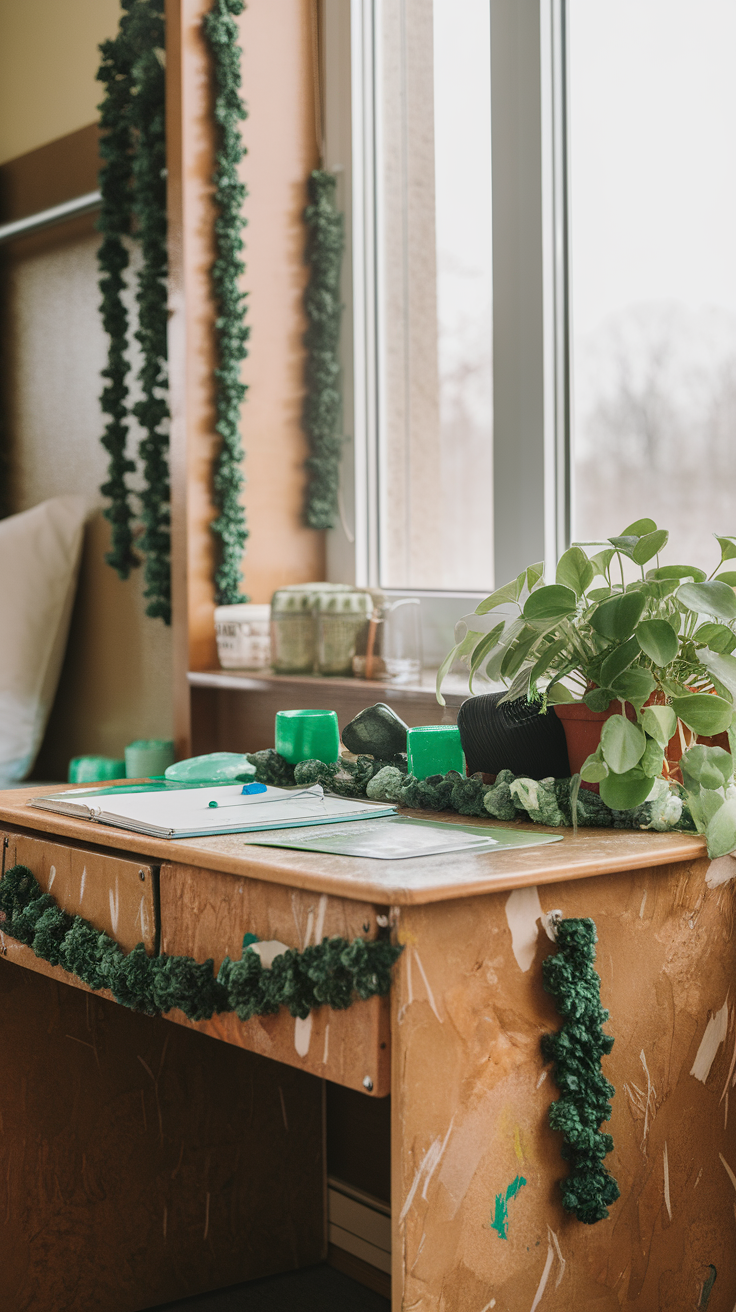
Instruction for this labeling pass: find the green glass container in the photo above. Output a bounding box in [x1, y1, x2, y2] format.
[68, 755, 126, 784]
[275, 709, 340, 765]
[125, 739, 175, 779]
[407, 725, 465, 781]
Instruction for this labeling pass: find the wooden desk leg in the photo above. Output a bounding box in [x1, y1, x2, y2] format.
[391, 865, 736, 1310]
[0, 960, 325, 1311]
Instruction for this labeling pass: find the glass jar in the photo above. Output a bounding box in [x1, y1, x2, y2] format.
[315, 589, 373, 676]
[270, 584, 374, 675]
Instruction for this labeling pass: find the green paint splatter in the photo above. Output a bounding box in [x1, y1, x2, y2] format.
[490, 1175, 527, 1239]
[699, 1266, 717, 1309]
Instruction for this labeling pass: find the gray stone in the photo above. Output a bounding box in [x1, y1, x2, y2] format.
[341, 702, 409, 758]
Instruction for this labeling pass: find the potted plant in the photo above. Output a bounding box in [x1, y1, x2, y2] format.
[437, 518, 736, 856]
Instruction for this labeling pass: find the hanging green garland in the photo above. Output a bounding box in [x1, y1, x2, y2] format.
[303, 169, 345, 529]
[97, 5, 140, 581]
[541, 918, 620, 1224]
[0, 864, 401, 1023]
[203, 0, 250, 605]
[96, 0, 171, 623]
[131, 28, 171, 623]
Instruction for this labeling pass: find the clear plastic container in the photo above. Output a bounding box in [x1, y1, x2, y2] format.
[353, 596, 423, 684]
[215, 603, 271, 670]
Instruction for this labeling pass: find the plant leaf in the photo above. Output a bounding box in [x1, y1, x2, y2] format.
[676, 581, 736, 621]
[704, 797, 736, 858]
[599, 767, 655, 810]
[436, 630, 481, 706]
[694, 623, 736, 653]
[590, 590, 646, 641]
[641, 704, 677, 747]
[498, 664, 533, 704]
[468, 622, 506, 692]
[640, 736, 664, 777]
[632, 529, 669, 564]
[522, 584, 578, 622]
[697, 648, 736, 700]
[610, 668, 656, 706]
[546, 682, 575, 704]
[528, 636, 569, 687]
[584, 687, 614, 712]
[526, 561, 544, 590]
[475, 577, 525, 615]
[715, 572, 736, 587]
[680, 744, 733, 791]
[501, 628, 541, 680]
[621, 517, 657, 536]
[588, 587, 613, 602]
[672, 692, 734, 736]
[635, 618, 679, 666]
[600, 715, 647, 773]
[715, 535, 736, 563]
[600, 635, 640, 686]
[580, 753, 609, 783]
[608, 535, 640, 560]
[555, 546, 595, 598]
[647, 564, 707, 583]
[590, 548, 614, 579]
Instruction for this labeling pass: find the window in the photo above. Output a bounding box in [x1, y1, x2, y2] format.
[569, 0, 736, 570]
[377, 0, 493, 591]
[325, 1, 735, 645]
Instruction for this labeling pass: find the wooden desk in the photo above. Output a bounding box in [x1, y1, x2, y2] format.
[0, 786, 733, 1311]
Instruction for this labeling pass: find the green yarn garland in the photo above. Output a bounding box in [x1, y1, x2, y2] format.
[0, 864, 401, 1024]
[203, 0, 250, 605]
[541, 918, 619, 1224]
[97, 0, 171, 623]
[131, 23, 171, 623]
[303, 170, 345, 530]
[97, 4, 141, 581]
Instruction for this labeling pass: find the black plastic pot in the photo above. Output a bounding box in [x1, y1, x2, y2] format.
[457, 692, 571, 780]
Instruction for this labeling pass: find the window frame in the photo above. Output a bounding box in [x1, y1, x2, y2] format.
[322, 0, 572, 660]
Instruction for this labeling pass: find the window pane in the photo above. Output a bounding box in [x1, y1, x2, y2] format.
[569, 0, 736, 570]
[378, 0, 493, 590]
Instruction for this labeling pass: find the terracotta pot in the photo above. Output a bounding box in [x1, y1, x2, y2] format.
[554, 696, 729, 792]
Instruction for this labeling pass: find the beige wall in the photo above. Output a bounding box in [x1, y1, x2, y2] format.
[0, 0, 120, 165]
[4, 219, 173, 780]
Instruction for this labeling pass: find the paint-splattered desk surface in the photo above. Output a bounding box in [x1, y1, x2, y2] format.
[0, 785, 708, 906]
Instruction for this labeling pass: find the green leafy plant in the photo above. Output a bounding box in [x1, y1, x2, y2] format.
[438, 519, 736, 847]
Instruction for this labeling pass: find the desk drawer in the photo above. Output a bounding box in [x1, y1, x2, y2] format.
[159, 862, 391, 1097]
[0, 830, 157, 992]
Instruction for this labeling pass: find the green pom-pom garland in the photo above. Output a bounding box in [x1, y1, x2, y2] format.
[96, 0, 171, 622]
[203, 0, 250, 605]
[542, 918, 620, 1224]
[302, 170, 345, 529]
[0, 865, 401, 1024]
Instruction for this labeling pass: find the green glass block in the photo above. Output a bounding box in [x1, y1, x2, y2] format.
[407, 725, 465, 781]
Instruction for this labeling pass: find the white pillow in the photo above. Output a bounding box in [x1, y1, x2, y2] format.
[0, 496, 86, 783]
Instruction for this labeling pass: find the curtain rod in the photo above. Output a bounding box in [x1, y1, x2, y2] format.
[0, 190, 102, 246]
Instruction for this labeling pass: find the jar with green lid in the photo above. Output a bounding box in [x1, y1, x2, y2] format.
[270, 583, 354, 674]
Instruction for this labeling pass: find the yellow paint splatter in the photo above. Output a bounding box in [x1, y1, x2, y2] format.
[397, 929, 418, 946]
[514, 1125, 524, 1165]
